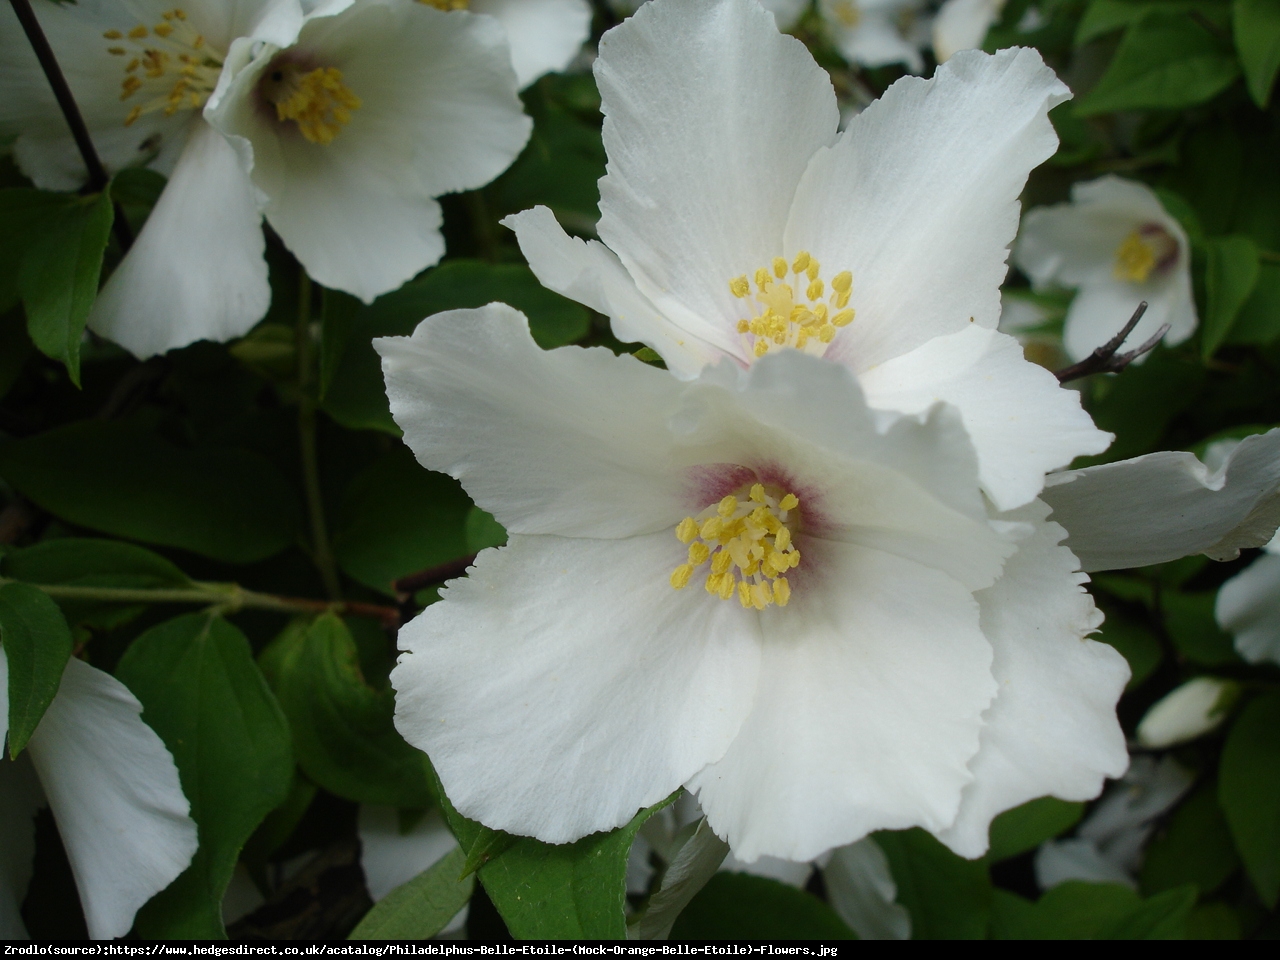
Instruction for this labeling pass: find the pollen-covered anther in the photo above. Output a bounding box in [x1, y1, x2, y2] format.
[1113, 224, 1179, 283]
[670, 483, 801, 610]
[108, 8, 224, 126]
[728, 251, 854, 359]
[260, 64, 362, 145]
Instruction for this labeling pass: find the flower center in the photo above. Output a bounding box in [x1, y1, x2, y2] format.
[105, 9, 225, 127]
[670, 482, 801, 610]
[729, 252, 854, 358]
[1113, 224, 1179, 284]
[418, 0, 471, 8]
[259, 63, 362, 145]
[831, 1, 863, 28]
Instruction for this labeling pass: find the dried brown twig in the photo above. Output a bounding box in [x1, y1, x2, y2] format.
[1054, 302, 1169, 383]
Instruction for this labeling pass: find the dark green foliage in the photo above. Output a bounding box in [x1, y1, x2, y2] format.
[669, 873, 856, 940]
[0, 581, 72, 756]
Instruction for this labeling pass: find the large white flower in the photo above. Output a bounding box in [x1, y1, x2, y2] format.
[0, 0, 532, 357]
[817, 0, 930, 73]
[1014, 176, 1197, 363]
[608, 0, 809, 32]
[0, 651, 198, 940]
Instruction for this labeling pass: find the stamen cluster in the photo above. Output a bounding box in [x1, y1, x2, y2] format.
[730, 251, 854, 357]
[1112, 224, 1179, 284]
[105, 9, 224, 127]
[262, 66, 362, 145]
[670, 483, 801, 610]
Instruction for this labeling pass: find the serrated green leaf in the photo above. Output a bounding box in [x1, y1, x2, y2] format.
[877, 828, 992, 939]
[0, 420, 301, 564]
[1076, 13, 1240, 116]
[116, 613, 293, 938]
[1219, 693, 1280, 907]
[668, 872, 856, 940]
[1235, 0, 1280, 106]
[987, 797, 1087, 862]
[0, 582, 72, 757]
[1203, 235, 1261, 358]
[1141, 781, 1240, 896]
[267, 613, 433, 808]
[349, 844, 474, 940]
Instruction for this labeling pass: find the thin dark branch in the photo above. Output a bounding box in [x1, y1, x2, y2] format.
[8, 0, 133, 251]
[1055, 302, 1167, 383]
[392, 554, 477, 596]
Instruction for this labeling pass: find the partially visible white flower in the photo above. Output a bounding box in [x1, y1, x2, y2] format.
[0, 651, 198, 940]
[932, 0, 1003, 62]
[818, 0, 930, 73]
[609, 0, 809, 31]
[1216, 528, 1280, 666]
[1015, 176, 1197, 363]
[357, 805, 468, 935]
[1136, 677, 1240, 749]
[1035, 756, 1192, 891]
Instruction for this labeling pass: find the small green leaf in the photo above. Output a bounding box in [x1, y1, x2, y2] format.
[1227, 262, 1280, 345]
[0, 582, 73, 757]
[1203, 235, 1261, 358]
[319, 287, 360, 400]
[459, 826, 519, 879]
[1076, 13, 1241, 116]
[117, 613, 293, 937]
[669, 873, 856, 940]
[877, 828, 992, 939]
[267, 613, 434, 808]
[1161, 591, 1242, 666]
[987, 797, 1086, 862]
[991, 882, 1194, 938]
[1219, 693, 1280, 907]
[349, 844, 474, 940]
[1235, 0, 1280, 106]
[1141, 781, 1241, 896]
[1099, 885, 1197, 938]
[0, 420, 301, 564]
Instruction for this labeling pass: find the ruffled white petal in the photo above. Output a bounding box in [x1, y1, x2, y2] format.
[1043, 429, 1280, 571]
[689, 539, 996, 863]
[1217, 553, 1280, 666]
[935, 502, 1129, 859]
[786, 47, 1070, 373]
[358, 806, 459, 901]
[392, 533, 763, 843]
[87, 122, 270, 358]
[471, 0, 592, 88]
[822, 838, 911, 940]
[932, 0, 1004, 61]
[860, 325, 1111, 511]
[594, 0, 839, 362]
[821, 0, 926, 72]
[26, 657, 198, 941]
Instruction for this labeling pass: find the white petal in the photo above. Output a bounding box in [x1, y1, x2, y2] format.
[1217, 553, 1280, 666]
[594, 0, 839, 361]
[860, 325, 1111, 511]
[720, 853, 813, 888]
[0, 751, 41, 940]
[822, 0, 926, 72]
[357, 806, 459, 902]
[376, 303, 690, 539]
[1078, 755, 1192, 845]
[221, 864, 265, 927]
[1035, 838, 1135, 889]
[785, 47, 1069, 372]
[689, 540, 996, 863]
[504, 207, 723, 379]
[1043, 429, 1280, 571]
[26, 658, 198, 941]
[822, 838, 911, 940]
[471, 0, 592, 88]
[932, 0, 1004, 61]
[630, 817, 729, 940]
[391, 533, 763, 844]
[1059, 276, 1194, 363]
[935, 502, 1129, 859]
[87, 122, 270, 359]
[208, 1, 531, 302]
[1135, 677, 1234, 749]
[762, 0, 809, 31]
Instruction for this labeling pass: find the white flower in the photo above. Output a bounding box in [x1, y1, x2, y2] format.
[608, 0, 809, 32]
[818, 0, 930, 73]
[1217, 532, 1280, 666]
[931, 0, 1004, 62]
[1014, 176, 1197, 363]
[356, 805, 468, 935]
[1, 0, 532, 357]
[1135, 677, 1239, 749]
[0, 651, 197, 940]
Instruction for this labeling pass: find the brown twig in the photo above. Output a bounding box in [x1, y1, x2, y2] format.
[1055, 302, 1169, 383]
[392, 554, 477, 596]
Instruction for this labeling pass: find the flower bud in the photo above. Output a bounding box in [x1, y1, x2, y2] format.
[1136, 677, 1240, 749]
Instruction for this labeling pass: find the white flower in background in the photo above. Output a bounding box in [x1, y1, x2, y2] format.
[356, 805, 468, 935]
[1014, 176, 1197, 363]
[1035, 756, 1192, 890]
[1217, 532, 1280, 666]
[0, 0, 532, 358]
[1135, 677, 1239, 749]
[0, 651, 197, 940]
[608, 0, 809, 32]
[932, 0, 1002, 62]
[818, 0, 930, 73]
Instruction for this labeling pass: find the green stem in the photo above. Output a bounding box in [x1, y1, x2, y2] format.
[296, 271, 342, 600]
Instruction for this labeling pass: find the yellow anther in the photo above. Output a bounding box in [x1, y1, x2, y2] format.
[792, 251, 811, 273]
[749, 484, 766, 503]
[738, 581, 753, 607]
[832, 271, 852, 294]
[671, 564, 694, 590]
[832, 309, 855, 327]
[772, 257, 787, 279]
[775, 526, 791, 551]
[154, 22, 173, 37]
[1113, 227, 1177, 284]
[419, 0, 471, 8]
[730, 275, 750, 298]
[717, 495, 738, 518]
[676, 517, 699, 544]
[748, 582, 769, 610]
[773, 578, 791, 606]
[108, 46, 126, 56]
[735, 319, 749, 334]
[779, 493, 799, 511]
[732, 256, 852, 358]
[121, 75, 142, 98]
[754, 340, 769, 357]
[706, 572, 725, 595]
[711, 551, 732, 575]
[129, 25, 149, 38]
[124, 105, 142, 126]
[806, 259, 820, 281]
[806, 279, 824, 300]
[700, 517, 724, 540]
[170, 9, 187, 19]
[689, 542, 711, 565]
[104, 29, 123, 39]
[264, 65, 361, 145]
[818, 325, 836, 343]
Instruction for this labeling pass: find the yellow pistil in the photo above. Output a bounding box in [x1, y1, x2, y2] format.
[1113, 224, 1179, 283]
[670, 483, 801, 611]
[729, 251, 854, 358]
[418, 0, 470, 8]
[107, 9, 224, 127]
[260, 65, 362, 145]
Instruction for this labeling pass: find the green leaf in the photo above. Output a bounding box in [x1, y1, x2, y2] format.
[1076, 13, 1241, 116]
[987, 797, 1087, 862]
[1161, 591, 1241, 666]
[668, 872, 856, 940]
[321, 260, 591, 434]
[1093, 605, 1163, 689]
[877, 828, 992, 939]
[464, 508, 507, 554]
[0, 420, 301, 564]
[0, 582, 73, 757]
[116, 613, 293, 937]
[266, 613, 434, 808]
[1235, 0, 1280, 106]
[319, 287, 360, 400]
[1203, 235, 1261, 358]
[349, 844, 474, 940]
[991, 882, 1194, 938]
[459, 826, 519, 880]
[1185, 902, 1242, 939]
[1219, 693, 1280, 907]
[0, 307, 33, 400]
[629, 818, 729, 940]
[491, 103, 606, 226]
[1076, 0, 1230, 46]
[333, 448, 472, 595]
[1141, 781, 1241, 896]
[1227, 262, 1280, 345]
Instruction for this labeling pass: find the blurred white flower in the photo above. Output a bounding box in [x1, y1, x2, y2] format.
[932, 0, 1002, 62]
[356, 805, 468, 935]
[608, 0, 809, 31]
[1217, 532, 1280, 666]
[1014, 176, 1197, 363]
[1136, 677, 1239, 749]
[818, 0, 930, 72]
[0, 652, 197, 940]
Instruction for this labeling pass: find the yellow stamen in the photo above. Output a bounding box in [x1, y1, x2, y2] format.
[418, 0, 471, 8]
[108, 9, 224, 127]
[1113, 225, 1178, 284]
[730, 275, 750, 298]
[729, 254, 855, 360]
[262, 65, 362, 145]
